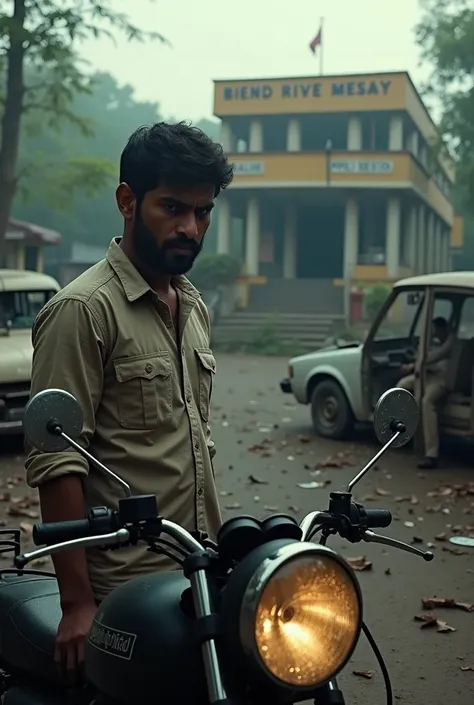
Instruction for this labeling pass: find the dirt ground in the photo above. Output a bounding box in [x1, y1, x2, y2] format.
[1, 353, 474, 705]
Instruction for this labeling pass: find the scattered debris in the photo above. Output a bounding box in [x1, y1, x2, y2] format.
[460, 666, 474, 672]
[352, 670, 374, 679]
[422, 597, 474, 612]
[297, 481, 330, 490]
[414, 614, 456, 632]
[375, 487, 391, 497]
[346, 556, 372, 571]
[248, 474, 268, 485]
[404, 521, 415, 528]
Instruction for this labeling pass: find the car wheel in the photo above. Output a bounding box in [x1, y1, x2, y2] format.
[310, 379, 354, 440]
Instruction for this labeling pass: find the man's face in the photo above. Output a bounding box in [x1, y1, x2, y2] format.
[433, 323, 447, 342]
[118, 183, 215, 276]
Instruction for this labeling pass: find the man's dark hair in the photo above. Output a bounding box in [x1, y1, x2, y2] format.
[119, 121, 234, 200]
[433, 316, 448, 329]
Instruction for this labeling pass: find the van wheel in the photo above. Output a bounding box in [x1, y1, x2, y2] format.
[310, 380, 354, 440]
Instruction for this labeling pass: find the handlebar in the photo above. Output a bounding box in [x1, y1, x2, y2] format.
[33, 507, 117, 546]
[365, 509, 392, 529]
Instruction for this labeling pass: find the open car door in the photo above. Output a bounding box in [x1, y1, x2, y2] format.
[361, 285, 426, 420]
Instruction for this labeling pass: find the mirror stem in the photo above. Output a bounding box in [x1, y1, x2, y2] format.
[60, 432, 132, 497]
[346, 431, 401, 492]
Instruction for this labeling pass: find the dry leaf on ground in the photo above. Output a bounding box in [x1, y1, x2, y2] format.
[422, 597, 474, 612]
[414, 613, 456, 632]
[346, 556, 372, 571]
[353, 670, 374, 679]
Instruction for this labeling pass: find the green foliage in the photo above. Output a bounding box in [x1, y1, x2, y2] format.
[188, 254, 242, 291]
[416, 0, 474, 208]
[0, 0, 168, 258]
[363, 283, 391, 322]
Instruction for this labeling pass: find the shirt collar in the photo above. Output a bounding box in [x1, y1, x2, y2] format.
[106, 237, 200, 303]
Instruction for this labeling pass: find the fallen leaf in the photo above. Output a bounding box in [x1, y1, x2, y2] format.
[248, 474, 268, 485]
[435, 533, 447, 541]
[225, 502, 242, 510]
[346, 556, 372, 571]
[297, 481, 329, 490]
[298, 435, 311, 443]
[30, 557, 48, 567]
[353, 670, 373, 679]
[442, 546, 468, 556]
[414, 613, 457, 632]
[411, 536, 423, 544]
[460, 666, 474, 672]
[375, 487, 391, 497]
[404, 521, 415, 528]
[19, 522, 33, 535]
[264, 505, 279, 512]
[422, 597, 474, 612]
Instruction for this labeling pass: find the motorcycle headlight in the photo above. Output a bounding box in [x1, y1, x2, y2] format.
[222, 541, 362, 691]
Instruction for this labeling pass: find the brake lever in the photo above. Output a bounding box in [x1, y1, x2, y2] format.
[362, 530, 434, 561]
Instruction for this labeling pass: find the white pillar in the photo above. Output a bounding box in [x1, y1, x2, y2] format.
[347, 117, 362, 151]
[416, 205, 425, 274]
[286, 119, 301, 152]
[406, 205, 417, 271]
[249, 120, 263, 152]
[388, 116, 403, 151]
[217, 198, 231, 255]
[386, 197, 401, 278]
[220, 121, 233, 152]
[343, 198, 359, 278]
[283, 205, 297, 278]
[245, 198, 260, 275]
[426, 213, 435, 272]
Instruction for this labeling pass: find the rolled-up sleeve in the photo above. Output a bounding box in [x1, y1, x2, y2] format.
[25, 298, 106, 488]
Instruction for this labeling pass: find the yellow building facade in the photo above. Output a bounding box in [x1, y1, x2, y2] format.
[213, 72, 461, 310]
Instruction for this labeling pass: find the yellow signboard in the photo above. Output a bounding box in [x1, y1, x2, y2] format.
[214, 72, 407, 116]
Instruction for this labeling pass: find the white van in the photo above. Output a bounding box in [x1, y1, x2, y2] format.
[0, 269, 60, 434]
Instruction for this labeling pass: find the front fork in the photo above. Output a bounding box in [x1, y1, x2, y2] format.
[313, 678, 345, 705]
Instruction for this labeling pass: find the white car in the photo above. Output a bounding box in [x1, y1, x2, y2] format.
[280, 272, 474, 447]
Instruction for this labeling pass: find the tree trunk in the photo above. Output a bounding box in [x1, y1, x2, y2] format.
[0, 0, 26, 267]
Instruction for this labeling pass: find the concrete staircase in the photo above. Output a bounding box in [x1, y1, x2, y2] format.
[213, 312, 344, 353]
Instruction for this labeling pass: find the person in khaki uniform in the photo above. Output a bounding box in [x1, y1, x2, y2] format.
[398, 316, 454, 469]
[25, 122, 233, 679]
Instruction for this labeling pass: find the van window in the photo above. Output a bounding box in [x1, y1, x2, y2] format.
[0, 290, 55, 329]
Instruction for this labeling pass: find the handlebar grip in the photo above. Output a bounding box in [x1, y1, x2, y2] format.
[33, 519, 92, 546]
[365, 509, 392, 529]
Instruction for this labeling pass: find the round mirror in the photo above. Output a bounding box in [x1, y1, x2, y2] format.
[23, 389, 83, 452]
[373, 388, 418, 448]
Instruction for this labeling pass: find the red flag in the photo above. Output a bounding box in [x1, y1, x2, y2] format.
[309, 27, 322, 54]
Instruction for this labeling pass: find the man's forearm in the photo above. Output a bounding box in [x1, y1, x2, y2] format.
[39, 475, 95, 607]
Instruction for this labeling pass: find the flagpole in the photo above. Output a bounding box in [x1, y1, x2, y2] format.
[319, 16, 324, 76]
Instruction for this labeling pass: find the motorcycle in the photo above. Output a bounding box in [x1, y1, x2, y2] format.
[0, 386, 432, 705]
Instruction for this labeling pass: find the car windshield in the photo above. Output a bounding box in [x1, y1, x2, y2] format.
[0, 290, 54, 330]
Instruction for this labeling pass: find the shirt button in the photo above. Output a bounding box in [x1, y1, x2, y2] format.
[194, 441, 200, 450]
[198, 487, 204, 497]
[145, 363, 153, 374]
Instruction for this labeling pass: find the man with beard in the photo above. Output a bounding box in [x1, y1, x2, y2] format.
[25, 122, 234, 679]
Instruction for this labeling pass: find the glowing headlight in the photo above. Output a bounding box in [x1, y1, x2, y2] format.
[236, 543, 362, 689]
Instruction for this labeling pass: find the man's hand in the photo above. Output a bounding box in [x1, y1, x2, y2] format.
[55, 600, 97, 683]
[400, 363, 414, 376]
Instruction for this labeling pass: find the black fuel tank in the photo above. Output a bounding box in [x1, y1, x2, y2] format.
[85, 571, 208, 705]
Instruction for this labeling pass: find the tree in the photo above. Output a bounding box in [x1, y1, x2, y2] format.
[416, 1, 474, 207]
[13, 70, 163, 251]
[0, 0, 167, 263]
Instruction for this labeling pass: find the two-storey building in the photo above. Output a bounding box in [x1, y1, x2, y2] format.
[213, 71, 462, 314]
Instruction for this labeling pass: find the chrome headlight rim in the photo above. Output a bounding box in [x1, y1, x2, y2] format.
[238, 541, 363, 692]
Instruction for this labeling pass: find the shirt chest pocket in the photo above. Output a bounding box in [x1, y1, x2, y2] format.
[195, 348, 216, 422]
[113, 353, 172, 430]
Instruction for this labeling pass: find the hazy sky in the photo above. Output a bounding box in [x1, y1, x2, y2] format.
[81, 0, 429, 123]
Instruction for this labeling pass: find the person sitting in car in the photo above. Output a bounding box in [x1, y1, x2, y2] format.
[397, 316, 455, 469]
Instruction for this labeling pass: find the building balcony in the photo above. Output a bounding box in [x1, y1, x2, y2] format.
[227, 150, 453, 225]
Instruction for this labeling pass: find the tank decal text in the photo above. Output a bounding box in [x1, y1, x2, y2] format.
[88, 619, 137, 660]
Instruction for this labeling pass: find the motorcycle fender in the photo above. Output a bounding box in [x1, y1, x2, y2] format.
[2, 686, 66, 705]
